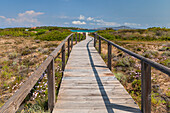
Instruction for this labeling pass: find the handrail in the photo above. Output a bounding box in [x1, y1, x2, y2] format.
[0, 32, 86, 113]
[94, 33, 170, 113]
[95, 33, 170, 75]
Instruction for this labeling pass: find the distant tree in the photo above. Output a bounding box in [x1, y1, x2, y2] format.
[106, 28, 114, 30]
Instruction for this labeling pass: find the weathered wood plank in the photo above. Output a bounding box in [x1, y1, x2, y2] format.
[99, 36, 101, 54]
[141, 61, 151, 113]
[47, 59, 55, 112]
[53, 36, 141, 113]
[67, 37, 70, 58]
[108, 42, 112, 70]
[62, 44, 65, 74]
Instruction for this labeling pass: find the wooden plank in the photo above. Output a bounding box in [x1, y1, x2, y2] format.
[53, 108, 140, 113]
[99, 36, 101, 54]
[94, 33, 96, 47]
[108, 42, 112, 70]
[71, 34, 73, 49]
[53, 35, 141, 113]
[62, 44, 65, 73]
[47, 59, 55, 111]
[67, 37, 70, 58]
[141, 61, 151, 113]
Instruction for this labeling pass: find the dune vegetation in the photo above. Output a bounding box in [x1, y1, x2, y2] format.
[95, 27, 170, 113]
[0, 26, 83, 112]
[0, 26, 169, 112]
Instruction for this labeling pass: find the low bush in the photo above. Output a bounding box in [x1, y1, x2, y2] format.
[0, 30, 35, 37]
[160, 59, 170, 68]
[161, 51, 170, 57]
[35, 30, 71, 41]
[21, 48, 32, 56]
[96, 27, 170, 41]
[142, 50, 159, 58]
[116, 56, 135, 67]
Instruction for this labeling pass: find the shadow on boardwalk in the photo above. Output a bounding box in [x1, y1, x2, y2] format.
[87, 38, 140, 113]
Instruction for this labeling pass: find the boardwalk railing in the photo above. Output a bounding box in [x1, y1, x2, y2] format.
[0, 33, 86, 113]
[94, 33, 170, 113]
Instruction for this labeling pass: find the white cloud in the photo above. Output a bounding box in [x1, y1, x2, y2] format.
[87, 17, 94, 21]
[18, 10, 44, 17]
[93, 19, 120, 26]
[78, 15, 85, 20]
[124, 22, 141, 26]
[0, 10, 44, 27]
[0, 16, 6, 19]
[94, 19, 104, 23]
[72, 21, 86, 25]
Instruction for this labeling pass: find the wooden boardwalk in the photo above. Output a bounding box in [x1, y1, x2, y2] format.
[53, 36, 141, 113]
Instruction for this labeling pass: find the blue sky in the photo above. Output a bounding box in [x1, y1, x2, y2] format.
[0, 0, 170, 28]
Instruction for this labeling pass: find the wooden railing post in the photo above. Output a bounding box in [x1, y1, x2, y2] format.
[62, 44, 65, 75]
[79, 33, 80, 42]
[68, 37, 70, 58]
[141, 61, 151, 113]
[99, 36, 101, 54]
[47, 59, 55, 112]
[108, 42, 112, 70]
[94, 33, 96, 47]
[71, 34, 73, 49]
[76, 33, 77, 44]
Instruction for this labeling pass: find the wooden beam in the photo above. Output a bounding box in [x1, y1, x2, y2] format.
[71, 34, 73, 49]
[0, 56, 53, 113]
[141, 61, 151, 113]
[94, 34, 96, 47]
[62, 44, 66, 75]
[68, 37, 70, 58]
[99, 36, 101, 54]
[108, 42, 112, 70]
[47, 59, 55, 112]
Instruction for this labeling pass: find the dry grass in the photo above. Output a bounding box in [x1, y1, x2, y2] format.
[0, 36, 62, 107]
[96, 40, 170, 113]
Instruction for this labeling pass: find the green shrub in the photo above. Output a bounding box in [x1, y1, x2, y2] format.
[35, 30, 71, 41]
[8, 52, 18, 59]
[116, 56, 135, 67]
[96, 27, 170, 41]
[114, 72, 127, 86]
[132, 79, 141, 91]
[142, 50, 159, 58]
[0, 30, 35, 37]
[160, 59, 170, 68]
[21, 49, 32, 55]
[136, 47, 142, 51]
[1, 65, 13, 79]
[161, 51, 170, 57]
